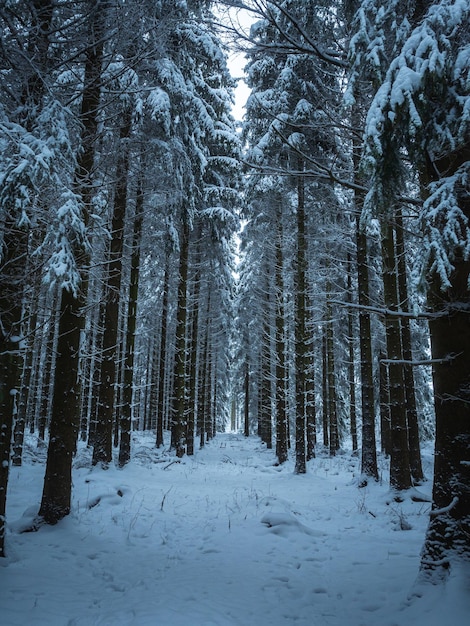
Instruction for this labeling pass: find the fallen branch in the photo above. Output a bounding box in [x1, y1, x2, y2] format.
[163, 460, 181, 471]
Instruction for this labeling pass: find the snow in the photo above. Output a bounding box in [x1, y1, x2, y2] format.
[2, 432, 469, 626]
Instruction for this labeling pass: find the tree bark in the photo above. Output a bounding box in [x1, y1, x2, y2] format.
[118, 173, 143, 467]
[156, 255, 170, 448]
[420, 150, 470, 577]
[275, 229, 287, 463]
[94, 109, 132, 467]
[381, 219, 412, 491]
[170, 215, 190, 457]
[356, 216, 378, 483]
[294, 167, 307, 473]
[395, 209, 424, 483]
[326, 293, 338, 456]
[346, 253, 358, 453]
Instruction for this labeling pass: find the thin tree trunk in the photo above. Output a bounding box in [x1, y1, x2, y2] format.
[204, 337, 213, 443]
[346, 253, 358, 453]
[321, 326, 329, 449]
[379, 352, 391, 456]
[156, 257, 170, 448]
[171, 215, 190, 457]
[356, 216, 378, 483]
[395, 209, 424, 484]
[187, 238, 202, 456]
[94, 110, 132, 466]
[326, 293, 338, 456]
[275, 240, 287, 463]
[118, 173, 143, 467]
[305, 334, 317, 460]
[381, 219, 411, 491]
[198, 314, 209, 446]
[294, 167, 307, 474]
[12, 293, 38, 466]
[0, 239, 24, 553]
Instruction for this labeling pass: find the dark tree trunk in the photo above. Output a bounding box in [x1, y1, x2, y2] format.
[118, 174, 143, 467]
[275, 238, 287, 463]
[156, 257, 170, 448]
[326, 294, 338, 456]
[39, 288, 83, 524]
[395, 209, 424, 484]
[204, 347, 213, 442]
[187, 258, 201, 456]
[322, 326, 329, 449]
[379, 352, 391, 456]
[39, 1, 105, 523]
[381, 219, 412, 491]
[0, 0, 54, 553]
[171, 215, 190, 457]
[356, 216, 378, 483]
[0, 234, 24, 553]
[244, 361, 250, 438]
[294, 169, 307, 474]
[420, 151, 470, 578]
[198, 315, 209, 447]
[305, 343, 317, 460]
[94, 110, 132, 467]
[346, 253, 358, 453]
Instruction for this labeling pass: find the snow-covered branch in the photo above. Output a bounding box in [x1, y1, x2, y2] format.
[430, 496, 459, 518]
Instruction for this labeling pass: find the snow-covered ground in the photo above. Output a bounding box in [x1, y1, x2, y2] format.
[1, 432, 468, 625]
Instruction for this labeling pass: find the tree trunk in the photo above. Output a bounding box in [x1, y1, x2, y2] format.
[305, 337, 317, 460]
[39, 0, 105, 523]
[326, 293, 338, 456]
[379, 352, 391, 456]
[0, 238, 24, 553]
[381, 219, 411, 491]
[156, 256, 170, 448]
[395, 208, 424, 484]
[118, 173, 143, 467]
[171, 215, 190, 457]
[420, 151, 470, 577]
[275, 234, 287, 463]
[356, 216, 378, 483]
[0, 0, 54, 553]
[294, 168, 307, 473]
[322, 326, 329, 448]
[198, 312, 209, 446]
[187, 257, 201, 456]
[346, 254, 358, 453]
[93, 109, 132, 467]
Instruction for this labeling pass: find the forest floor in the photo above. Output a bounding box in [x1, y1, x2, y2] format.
[1, 431, 469, 626]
